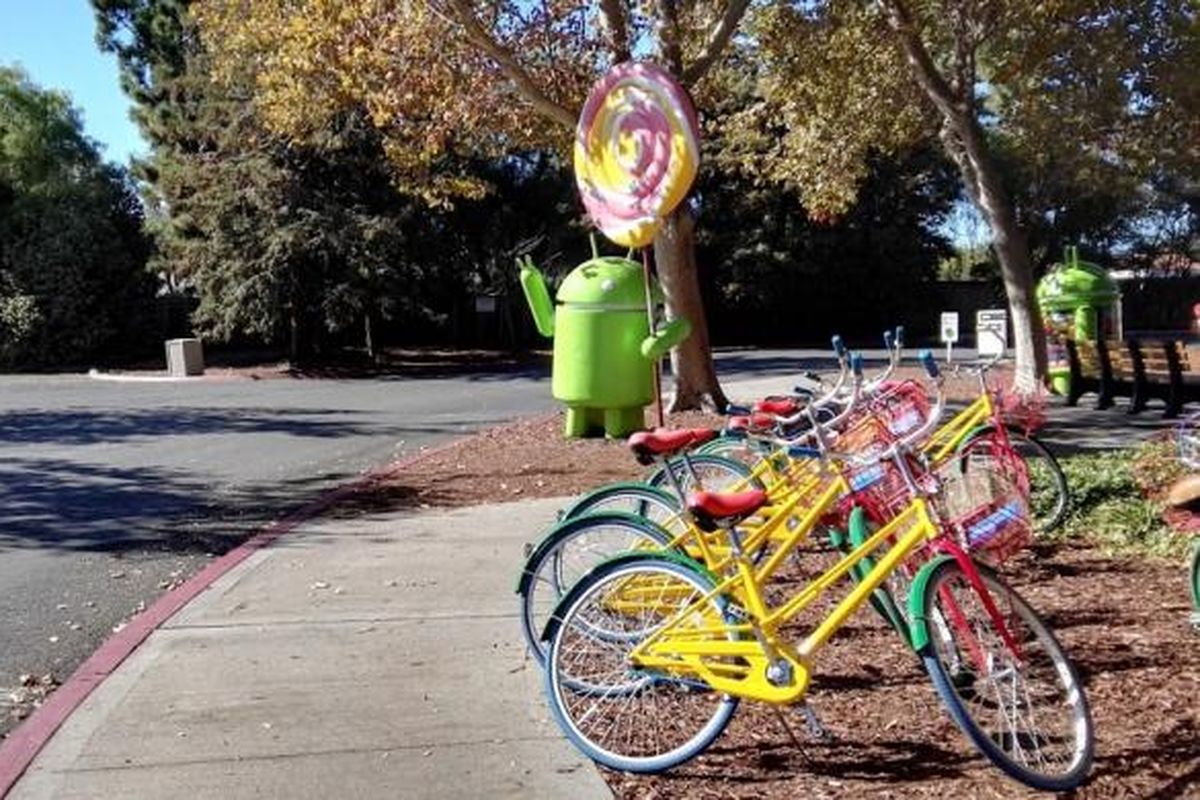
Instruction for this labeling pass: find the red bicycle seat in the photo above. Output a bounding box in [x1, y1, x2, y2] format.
[727, 413, 775, 432]
[628, 427, 717, 460]
[687, 489, 768, 530]
[754, 397, 800, 415]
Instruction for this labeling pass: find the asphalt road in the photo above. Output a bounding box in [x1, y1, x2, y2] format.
[0, 365, 560, 735]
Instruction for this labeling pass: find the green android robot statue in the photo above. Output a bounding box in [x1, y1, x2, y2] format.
[519, 254, 691, 438]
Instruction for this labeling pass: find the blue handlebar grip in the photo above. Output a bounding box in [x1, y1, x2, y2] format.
[787, 445, 822, 459]
[918, 348, 939, 378]
[831, 335, 846, 358]
[895, 326, 905, 348]
[883, 330, 894, 350]
[725, 404, 751, 416]
[851, 352, 864, 377]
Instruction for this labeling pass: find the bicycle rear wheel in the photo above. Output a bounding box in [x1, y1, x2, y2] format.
[518, 513, 672, 666]
[916, 558, 1094, 791]
[560, 483, 687, 536]
[646, 453, 761, 495]
[544, 555, 737, 773]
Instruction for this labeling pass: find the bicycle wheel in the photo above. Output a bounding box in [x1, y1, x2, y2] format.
[518, 513, 673, 667]
[647, 453, 762, 495]
[961, 426, 1069, 533]
[1190, 540, 1200, 627]
[828, 508, 912, 647]
[560, 483, 688, 537]
[696, 434, 771, 467]
[544, 555, 737, 773]
[916, 558, 1094, 791]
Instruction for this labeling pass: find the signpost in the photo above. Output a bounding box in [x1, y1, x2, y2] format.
[976, 309, 1008, 357]
[940, 311, 960, 363]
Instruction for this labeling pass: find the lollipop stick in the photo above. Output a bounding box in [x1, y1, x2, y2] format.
[642, 247, 665, 428]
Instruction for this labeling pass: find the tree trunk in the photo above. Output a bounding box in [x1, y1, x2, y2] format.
[951, 121, 1048, 393]
[364, 310, 376, 362]
[653, 206, 728, 411]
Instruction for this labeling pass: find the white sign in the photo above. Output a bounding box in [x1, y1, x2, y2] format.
[976, 309, 1008, 357]
[940, 312, 960, 344]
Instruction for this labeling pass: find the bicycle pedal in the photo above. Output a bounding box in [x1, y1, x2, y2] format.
[798, 703, 831, 741]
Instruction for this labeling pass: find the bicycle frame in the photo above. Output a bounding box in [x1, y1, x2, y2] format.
[628, 463, 1022, 706]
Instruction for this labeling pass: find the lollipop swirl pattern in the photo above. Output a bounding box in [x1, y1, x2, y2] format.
[574, 62, 701, 248]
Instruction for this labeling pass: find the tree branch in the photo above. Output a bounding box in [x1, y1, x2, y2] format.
[681, 0, 751, 86]
[598, 0, 631, 62]
[879, 0, 967, 124]
[435, 0, 575, 129]
[655, 0, 684, 74]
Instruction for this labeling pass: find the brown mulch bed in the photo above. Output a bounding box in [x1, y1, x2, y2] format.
[358, 406, 1199, 798]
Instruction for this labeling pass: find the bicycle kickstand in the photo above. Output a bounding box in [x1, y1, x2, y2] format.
[798, 702, 831, 741]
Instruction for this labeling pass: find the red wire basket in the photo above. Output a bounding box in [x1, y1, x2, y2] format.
[867, 379, 931, 437]
[996, 383, 1048, 435]
[934, 453, 1033, 562]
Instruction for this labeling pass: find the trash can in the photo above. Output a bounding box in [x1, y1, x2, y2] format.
[165, 338, 205, 377]
[1036, 247, 1121, 395]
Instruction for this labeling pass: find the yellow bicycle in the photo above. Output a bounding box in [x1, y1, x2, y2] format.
[542, 420, 1095, 790]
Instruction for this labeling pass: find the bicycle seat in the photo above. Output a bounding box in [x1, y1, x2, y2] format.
[628, 427, 717, 463]
[727, 412, 775, 432]
[687, 489, 768, 531]
[754, 397, 800, 415]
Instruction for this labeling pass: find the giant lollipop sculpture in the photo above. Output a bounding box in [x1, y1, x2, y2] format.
[574, 62, 702, 248]
[519, 62, 698, 437]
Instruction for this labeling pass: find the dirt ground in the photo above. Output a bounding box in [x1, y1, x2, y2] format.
[365, 408, 1199, 799]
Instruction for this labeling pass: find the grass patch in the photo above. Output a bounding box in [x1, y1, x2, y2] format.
[1048, 439, 1193, 560]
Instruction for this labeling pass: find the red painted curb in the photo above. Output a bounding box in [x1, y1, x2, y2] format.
[0, 428, 497, 798]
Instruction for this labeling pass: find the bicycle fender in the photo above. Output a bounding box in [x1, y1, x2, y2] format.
[514, 511, 671, 596]
[955, 423, 998, 454]
[905, 554, 957, 652]
[539, 550, 718, 643]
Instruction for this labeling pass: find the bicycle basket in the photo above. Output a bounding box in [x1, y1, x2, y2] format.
[868, 379, 931, 437]
[934, 454, 1032, 562]
[997, 384, 1048, 435]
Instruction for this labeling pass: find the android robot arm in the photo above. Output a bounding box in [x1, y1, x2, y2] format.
[518, 257, 554, 338]
[641, 317, 691, 361]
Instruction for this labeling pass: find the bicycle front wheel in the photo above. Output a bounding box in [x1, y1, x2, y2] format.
[544, 555, 737, 773]
[917, 558, 1094, 791]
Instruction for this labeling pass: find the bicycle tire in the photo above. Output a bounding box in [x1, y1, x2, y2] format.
[646, 453, 763, 495]
[915, 558, 1094, 791]
[1190, 540, 1200, 625]
[560, 482, 687, 535]
[829, 508, 912, 647]
[517, 512, 674, 667]
[543, 554, 738, 773]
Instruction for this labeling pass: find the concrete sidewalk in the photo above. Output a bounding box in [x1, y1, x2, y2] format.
[9, 499, 610, 800]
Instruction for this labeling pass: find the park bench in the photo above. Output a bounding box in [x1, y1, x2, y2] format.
[1066, 336, 1200, 417]
[1064, 338, 1118, 410]
[1129, 338, 1200, 418]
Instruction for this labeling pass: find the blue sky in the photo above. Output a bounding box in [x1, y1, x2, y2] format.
[0, 0, 146, 165]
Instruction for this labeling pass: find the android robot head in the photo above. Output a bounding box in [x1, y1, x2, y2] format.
[519, 254, 690, 438]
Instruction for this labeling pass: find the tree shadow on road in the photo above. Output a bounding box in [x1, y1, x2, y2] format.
[0, 456, 332, 556]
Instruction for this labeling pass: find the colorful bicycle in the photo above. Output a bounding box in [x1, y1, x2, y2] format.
[541, 360, 1095, 790]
